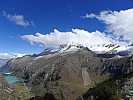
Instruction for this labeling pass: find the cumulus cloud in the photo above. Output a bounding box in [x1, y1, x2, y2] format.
[83, 8, 133, 43]
[3, 11, 34, 27]
[0, 53, 26, 59]
[21, 29, 119, 47]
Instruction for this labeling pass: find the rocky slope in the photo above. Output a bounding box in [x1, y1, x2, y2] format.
[2, 45, 133, 100]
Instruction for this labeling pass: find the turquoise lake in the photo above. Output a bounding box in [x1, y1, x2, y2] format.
[4, 75, 22, 84]
[0, 70, 22, 84]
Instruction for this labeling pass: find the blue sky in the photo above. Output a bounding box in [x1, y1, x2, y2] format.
[0, 0, 133, 55]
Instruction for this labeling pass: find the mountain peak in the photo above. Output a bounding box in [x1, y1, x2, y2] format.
[58, 42, 87, 52]
[36, 42, 133, 57]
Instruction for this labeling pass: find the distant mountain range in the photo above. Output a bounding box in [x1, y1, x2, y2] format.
[37, 43, 133, 57]
[0, 53, 26, 60]
[0, 58, 9, 67]
[0, 53, 26, 67]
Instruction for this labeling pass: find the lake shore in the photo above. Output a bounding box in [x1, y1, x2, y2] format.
[0, 74, 15, 99]
[0, 70, 35, 99]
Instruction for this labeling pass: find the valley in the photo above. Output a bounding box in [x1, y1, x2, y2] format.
[0, 70, 34, 100]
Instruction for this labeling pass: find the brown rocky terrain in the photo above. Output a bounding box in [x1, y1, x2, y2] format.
[2, 47, 133, 100]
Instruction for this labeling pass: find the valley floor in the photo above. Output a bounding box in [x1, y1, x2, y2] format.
[0, 74, 34, 100]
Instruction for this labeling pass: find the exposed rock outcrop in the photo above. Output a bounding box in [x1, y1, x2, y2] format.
[82, 67, 91, 86]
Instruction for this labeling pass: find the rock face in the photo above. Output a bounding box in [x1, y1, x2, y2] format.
[82, 68, 91, 86]
[2, 47, 133, 100]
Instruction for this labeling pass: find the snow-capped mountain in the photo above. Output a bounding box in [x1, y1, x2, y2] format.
[37, 42, 87, 56]
[0, 53, 26, 67]
[0, 53, 26, 59]
[58, 42, 86, 52]
[34, 43, 90, 60]
[37, 42, 133, 58]
[38, 48, 58, 56]
[0, 58, 9, 67]
[88, 44, 133, 54]
[58, 43, 133, 55]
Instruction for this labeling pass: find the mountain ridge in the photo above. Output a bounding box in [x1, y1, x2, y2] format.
[2, 44, 133, 99]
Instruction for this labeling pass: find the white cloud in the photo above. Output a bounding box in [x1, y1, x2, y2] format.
[0, 53, 26, 59]
[83, 8, 133, 43]
[82, 13, 97, 19]
[3, 11, 34, 27]
[21, 29, 120, 47]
